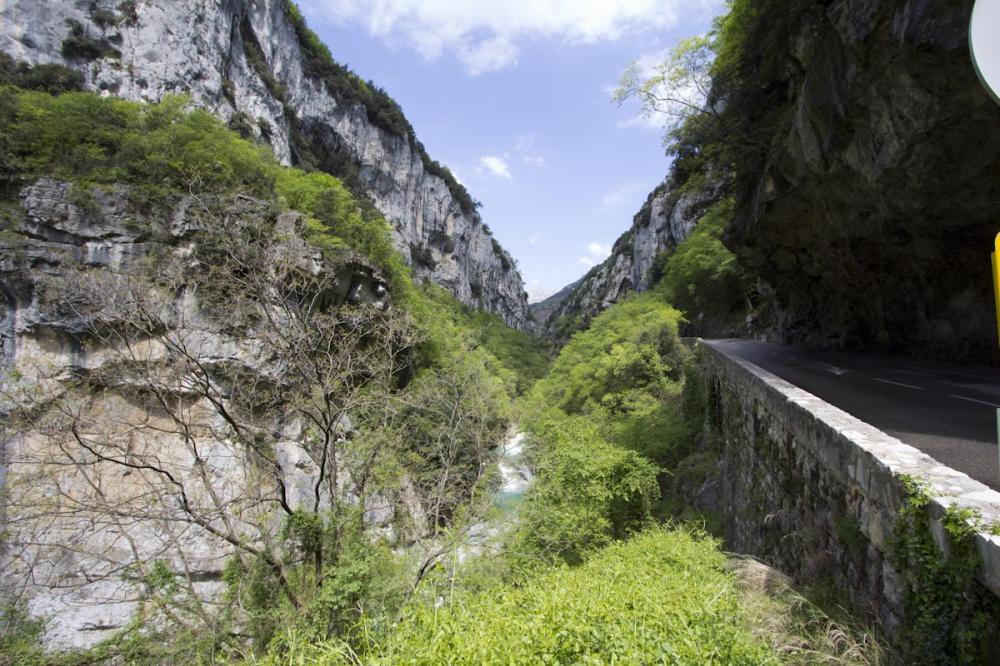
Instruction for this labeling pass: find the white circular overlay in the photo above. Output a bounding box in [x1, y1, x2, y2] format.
[971, 0, 1000, 103]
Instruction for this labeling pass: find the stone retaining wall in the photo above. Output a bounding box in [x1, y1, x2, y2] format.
[698, 340, 1000, 654]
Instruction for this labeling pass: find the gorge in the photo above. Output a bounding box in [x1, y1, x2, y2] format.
[2, 0, 999, 663]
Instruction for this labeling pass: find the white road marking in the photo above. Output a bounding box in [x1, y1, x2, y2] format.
[817, 362, 849, 376]
[949, 394, 1000, 408]
[872, 378, 924, 390]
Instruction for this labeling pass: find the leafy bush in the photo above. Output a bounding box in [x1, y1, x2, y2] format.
[530, 292, 685, 420]
[654, 197, 752, 334]
[346, 528, 773, 664]
[61, 19, 120, 61]
[0, 54, 83, 94]
[89, 8, 120, 30]
[116, 1, 139, 24]
[509, 417, 660, 568]
[0, 90, 271, 195]
[411, 283, 549, 395]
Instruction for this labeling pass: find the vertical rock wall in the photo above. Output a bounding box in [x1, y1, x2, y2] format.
[0, 0, 533, 329]
[728, 0, 1000, 362]
[536, 176, 719, 339]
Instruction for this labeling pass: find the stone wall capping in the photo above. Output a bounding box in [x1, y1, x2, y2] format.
[700, 338, 1000, 599]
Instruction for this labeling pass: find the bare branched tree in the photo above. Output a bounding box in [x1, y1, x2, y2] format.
[385, 355, 510, 591]
[0, 195, 425, 642]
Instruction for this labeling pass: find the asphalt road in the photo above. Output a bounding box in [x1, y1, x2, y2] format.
[708, 339, 1000, 491]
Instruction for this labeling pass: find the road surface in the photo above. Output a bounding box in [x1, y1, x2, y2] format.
[708, 339, 1000, 491]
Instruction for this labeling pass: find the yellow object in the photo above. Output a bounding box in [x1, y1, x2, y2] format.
[994, 232, 1000, 348]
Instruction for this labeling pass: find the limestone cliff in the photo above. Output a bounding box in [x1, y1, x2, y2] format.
[543, 0, 1000, 362]
[537, 175, 718, 340]
[0, 0, 533, 330]
[726, 0, 1000, 362]
[0, 179, 404, 648]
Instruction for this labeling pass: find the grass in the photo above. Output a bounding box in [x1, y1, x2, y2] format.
[259, 528, 777, 665]
[730, 559, 886, 665]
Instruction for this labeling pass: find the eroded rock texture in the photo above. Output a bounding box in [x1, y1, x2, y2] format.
[732, 0, 1000, 362]
[0, 0, 532, 330]
[536, 177, 718, 340]
[0, 180, 403, 648]
[541, 1, 1000, 362]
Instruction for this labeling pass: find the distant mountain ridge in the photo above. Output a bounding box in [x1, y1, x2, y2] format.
[540, 176, 719, 341]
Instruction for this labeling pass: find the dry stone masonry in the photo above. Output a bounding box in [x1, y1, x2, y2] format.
[697, 339, 1000, 653]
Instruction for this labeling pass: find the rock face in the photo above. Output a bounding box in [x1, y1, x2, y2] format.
[0, 180, 399, 648]
[539, 177, 717, 339]
[0, 0, 533, 330]
[729, 0, 1000, 362]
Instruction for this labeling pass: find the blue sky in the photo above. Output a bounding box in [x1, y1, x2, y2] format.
[297, 0, 726, 301]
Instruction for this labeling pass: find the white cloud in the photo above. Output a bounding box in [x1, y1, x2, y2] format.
[588, 242, 612, 258]
[514, 134, 546, 167]
[577, 240, 612, 267]
[529, 233, 541, 245]
[298, 0, 719, 75]
[600, 182, 647, 208]
[460, 36, 519, 75]
[527, 280, 557, 303]
[477, 155, 512, 179]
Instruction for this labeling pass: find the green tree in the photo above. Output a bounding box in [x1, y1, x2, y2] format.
[655, 197, 753, 333]
[614, 35, 717, 138]
[509, 418, 660, 568]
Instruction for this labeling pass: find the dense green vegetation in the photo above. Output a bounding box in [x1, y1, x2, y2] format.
[528, 293, 692, 464]
[0, 38, 884, 664]
[311, 529, 775, 665]
[508, 417, 659, 568]
[0, 87, 413, 293]
[890, 477, 1000, 663]
[0, 81, 542, 665]
[256, 289, 880, 665]
[414, 284, 550, 394]
[605, 0, 822, 336]
[652, 197, 753, 334]
[0, 53, 83, 94]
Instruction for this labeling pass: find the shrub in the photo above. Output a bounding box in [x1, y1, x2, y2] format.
[90, 8, 119, 30]
[411, 282, 549, 395]
[360, 528, 773, 664]
[61, 20, 120, 61]
[510, 417, 660, 568]
[408, 242, 436, 269]
[0, 54, 84, 94]
[530, 292, 686, 418]
[117, 1, 140, 23]
[655, 197, 752, 334]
